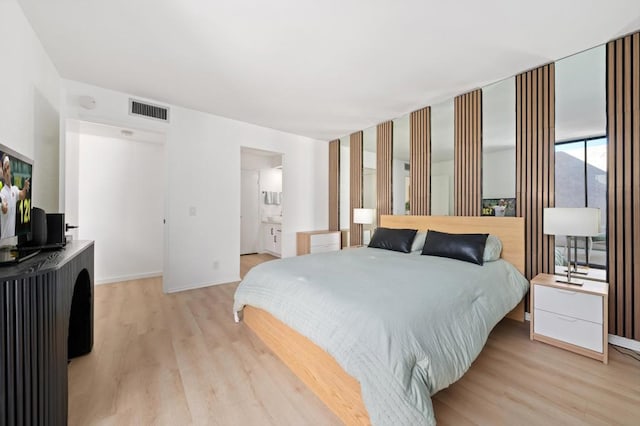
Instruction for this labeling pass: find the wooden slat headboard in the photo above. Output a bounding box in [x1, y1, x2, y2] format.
[380, 215, 525, 275]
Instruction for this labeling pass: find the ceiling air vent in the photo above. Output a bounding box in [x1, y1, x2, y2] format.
[129, 99, 170, 122]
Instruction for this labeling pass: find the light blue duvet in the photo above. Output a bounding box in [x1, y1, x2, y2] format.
[233, 247, 529, 425]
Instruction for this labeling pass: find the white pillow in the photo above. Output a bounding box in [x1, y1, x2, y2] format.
[410, 231, 428, 252]
[483, 235, 503, 262]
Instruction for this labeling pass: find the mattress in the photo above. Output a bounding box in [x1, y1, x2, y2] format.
[233, 247, 529, 425]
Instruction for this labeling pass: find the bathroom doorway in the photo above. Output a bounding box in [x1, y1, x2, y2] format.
[240, 147, 283, 273]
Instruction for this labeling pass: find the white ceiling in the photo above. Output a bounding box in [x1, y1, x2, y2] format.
[18, 0, 640, 141]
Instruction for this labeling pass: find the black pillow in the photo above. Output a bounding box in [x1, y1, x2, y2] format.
[421, 230, 489, 265]
[368, 227, 418, 253]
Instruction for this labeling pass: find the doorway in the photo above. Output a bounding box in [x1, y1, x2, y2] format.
[240, 147, 283, 274]
[66, 120, 166, 284]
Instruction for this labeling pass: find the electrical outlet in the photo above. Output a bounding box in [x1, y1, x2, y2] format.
[212, 260, 219, 270]
[189, 206, 197, 216]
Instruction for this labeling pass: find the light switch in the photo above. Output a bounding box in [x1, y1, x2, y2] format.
[189, 206, 197, 216]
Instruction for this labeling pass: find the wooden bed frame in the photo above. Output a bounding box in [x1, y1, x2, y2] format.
[242, 215, 526, 425]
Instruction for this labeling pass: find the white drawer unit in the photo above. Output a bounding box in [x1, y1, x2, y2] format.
[533, 309, 602, 352]
[296, 231, 341, 255]
[535, 285, 602, 324]
[263, 224, 282, 257]
[309, 232, 340, 254]
[530, 273, 608, 363]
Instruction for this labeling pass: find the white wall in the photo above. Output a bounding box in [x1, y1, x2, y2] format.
[241, 151, 278, 170]
[0, 0, 61, 213]
[260, 168, 282, 192]
[75, 132, 164, 284]
[62, 80, 328, 292]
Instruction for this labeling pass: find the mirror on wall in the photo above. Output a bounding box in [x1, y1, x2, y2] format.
[392, 114, 410, 215]
[362, 126, 377, 243]
[339, 136, 350, 246]
[430, 99, 454, 215]
[482, 76, 516, 217]
[554, 44, 607, 280]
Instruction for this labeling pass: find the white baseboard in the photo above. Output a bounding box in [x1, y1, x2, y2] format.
[609, 334, 640, 352]
[95, 271, 162, 285]
[164, 275, 240, 293]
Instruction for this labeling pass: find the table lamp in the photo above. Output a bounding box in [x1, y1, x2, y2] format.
[353, 208, 375, 244]
[543, 207, 601, 285]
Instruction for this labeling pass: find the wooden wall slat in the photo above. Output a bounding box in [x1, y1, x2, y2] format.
[607, 32, 640, 339]
[454, 97, 459, 213]
[516, 75, 522, 218]
[607, 40, 616, 333]
[376, 121, 393, 226]
[328, 140, 340, 231]
[616, 39, 625, 335]
[409, 107, 431, 215]
[515, 64, 555, 289]
[623, 38, 633, 336]
[349, 132, 363, 246]
[532, 69, 539, 275]
[544, 65, 555, 276]
[454, 89, 482, 216]
[633, 32, 640, 339]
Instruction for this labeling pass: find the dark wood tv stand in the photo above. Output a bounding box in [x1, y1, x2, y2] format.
[1, 240, 94, 425]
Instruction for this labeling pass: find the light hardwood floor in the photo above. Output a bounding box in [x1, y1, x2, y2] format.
[69, 255, 640, 425]
[240, 253, 278, 279]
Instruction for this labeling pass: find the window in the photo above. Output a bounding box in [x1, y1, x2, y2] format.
[555, 137, 607, 269]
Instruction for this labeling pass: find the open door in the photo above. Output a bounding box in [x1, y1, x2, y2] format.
[240, 169, 260, 255]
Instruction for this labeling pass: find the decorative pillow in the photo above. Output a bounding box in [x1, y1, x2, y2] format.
[411, 231, 428, 252]
[483, 235, 503, 262]
[421, 230, 489, 265]
[368, 227, 418, 253]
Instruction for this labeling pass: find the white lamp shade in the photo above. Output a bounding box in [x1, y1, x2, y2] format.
[543, 207, 601, 236]
[353, 208, 374, 225]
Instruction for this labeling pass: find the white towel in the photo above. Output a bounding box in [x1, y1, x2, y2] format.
[264, 191, 281, 205]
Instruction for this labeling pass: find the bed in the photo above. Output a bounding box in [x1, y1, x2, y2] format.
[233, 215, 527, 425]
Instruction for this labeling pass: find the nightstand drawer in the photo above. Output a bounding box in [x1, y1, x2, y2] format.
[534, 309, 603, 352]
[310, 244, 338, 254]
[535, 285, 602, 324]
[310, 233, 340, 247]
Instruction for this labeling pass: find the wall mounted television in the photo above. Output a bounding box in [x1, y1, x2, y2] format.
[0, 143, 33, 254]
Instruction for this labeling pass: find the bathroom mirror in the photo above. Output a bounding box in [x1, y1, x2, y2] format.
[362, 125, 377, 243]
[482, 76, 516, 217]
[554, 45, 607, 278]
[430, 99, 455, 215]
[392, 114, 410, 215]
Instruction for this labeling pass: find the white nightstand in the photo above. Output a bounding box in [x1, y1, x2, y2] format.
[296, 231, 341, 255]
[530, 273, 608, 364]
